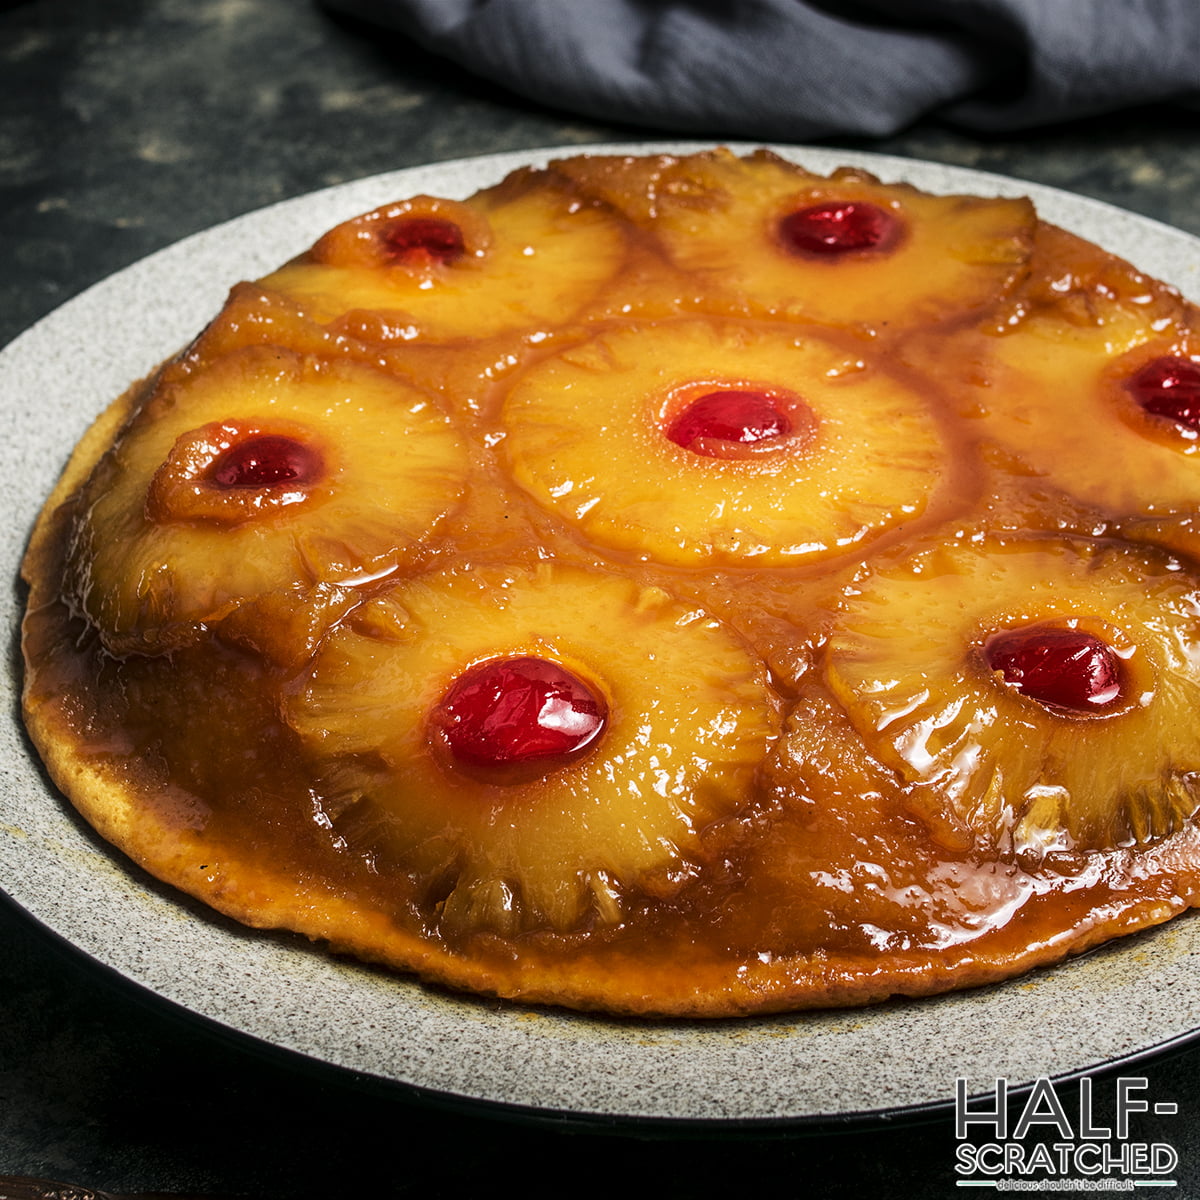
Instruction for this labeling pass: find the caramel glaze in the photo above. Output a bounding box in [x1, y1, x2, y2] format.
[21, 151, 1200, 1016]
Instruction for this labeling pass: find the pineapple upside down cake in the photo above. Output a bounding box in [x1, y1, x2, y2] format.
[20, 149, 1200, 1016]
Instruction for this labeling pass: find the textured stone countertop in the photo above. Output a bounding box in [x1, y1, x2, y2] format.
[2, 1, 1200, 1196]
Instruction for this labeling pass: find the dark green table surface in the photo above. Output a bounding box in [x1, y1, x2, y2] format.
[3, 2, 1200, 1195]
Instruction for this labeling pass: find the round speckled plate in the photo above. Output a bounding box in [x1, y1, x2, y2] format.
[4, 143, 1200, 1127]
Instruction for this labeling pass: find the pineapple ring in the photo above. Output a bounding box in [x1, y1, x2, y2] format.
[501, 320, 950, 566]
[65, 345, 467, 653]
[286, 563, 780, 934]
[822, 537, 1200, 857]
[261, 176, 627, 342]
[558, 150, 1035, 333]
[968, 321, 1200, 516]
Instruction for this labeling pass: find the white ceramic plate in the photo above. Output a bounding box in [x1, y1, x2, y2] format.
[4, 143, 1200, 1128]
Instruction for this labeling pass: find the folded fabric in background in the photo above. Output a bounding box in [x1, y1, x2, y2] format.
[324, 0, 1199, 139]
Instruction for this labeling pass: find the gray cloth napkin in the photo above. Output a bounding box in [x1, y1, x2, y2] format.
[325, 0, 1199, 138]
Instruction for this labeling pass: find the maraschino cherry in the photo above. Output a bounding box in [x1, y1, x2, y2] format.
[382, 216, 466, 266]
[778, 201, 897, 258]
[208, 434, 323, 489]
[1125, 355, 1200, 433]
[435, 656, 607, 777]
[984, 626, 1123, 713]
[667, 389, 793, 456]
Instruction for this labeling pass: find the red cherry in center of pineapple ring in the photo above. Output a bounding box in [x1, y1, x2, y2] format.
[435, 655, 608, 775]
[984, 626, 1124, 713]
[778, 200, 898, 257]
[1126, 355, 1200, 433]
[667, 389, 794, 456]
[381, 216, 466, 265]
[208, 435, 324, 489]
